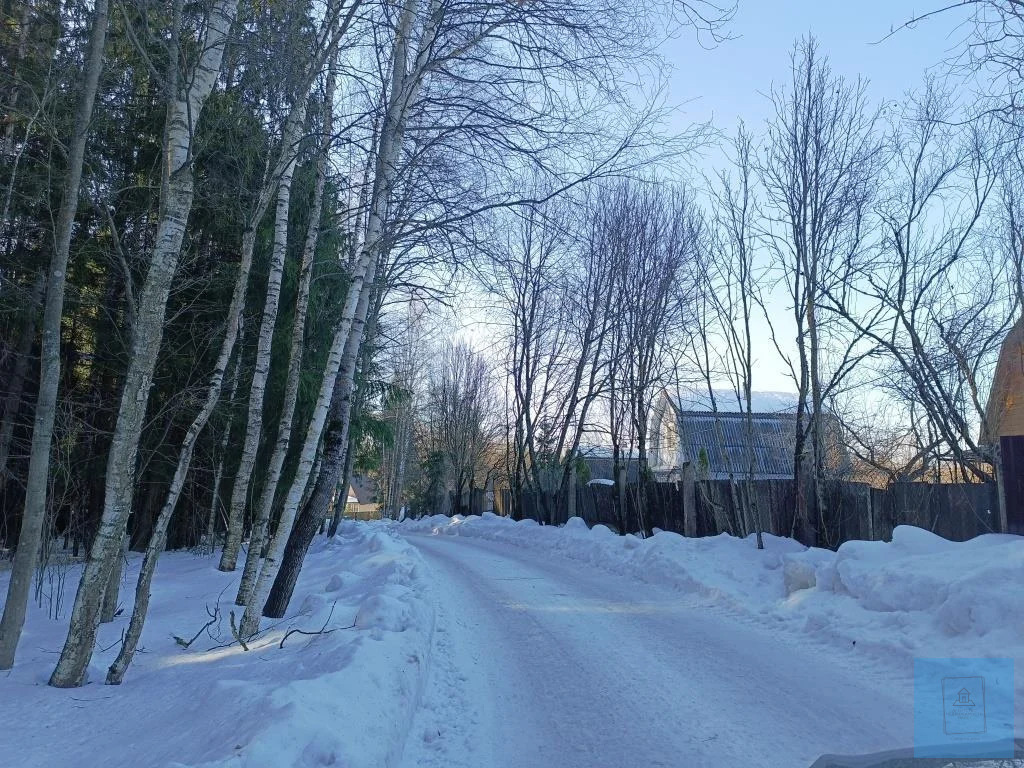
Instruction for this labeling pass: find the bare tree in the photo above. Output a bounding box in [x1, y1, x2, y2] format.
[496, 199, 616, 523]
[595, 179, 700, 530]
[704, 124, 767, 548]
[236, 0, 436, 638]
[219, 2, 359, 572]
[235, 62, 339, 606]
[377, 303, 430, 521]
[826, 86, 1015, 486]
[760, 36, 882, 545]
[253, 0, 731, 622]
[426, 342, 499, 515]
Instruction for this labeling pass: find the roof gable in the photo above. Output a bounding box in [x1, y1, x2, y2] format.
[985, 315, 1024, 441]
[676, 410, 797, 479]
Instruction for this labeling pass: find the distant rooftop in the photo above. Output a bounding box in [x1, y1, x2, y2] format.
[671, 410, 798, 480]
[668, 389, 799, 414]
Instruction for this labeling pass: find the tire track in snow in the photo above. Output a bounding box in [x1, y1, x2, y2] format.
[399, 533, 912, 768]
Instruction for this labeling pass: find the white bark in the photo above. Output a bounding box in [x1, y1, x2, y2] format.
[218, 103, 307, 573]
[49, 0, 237, 688]
[104, 184, 257, 682]
[218, 0, 357, 571]
[99, 534, 126, 623]
[236, 74, 334, 605]
[0, 0, 109, 671]
[241, 268, 374, 636]
[239, 0, 436, 636]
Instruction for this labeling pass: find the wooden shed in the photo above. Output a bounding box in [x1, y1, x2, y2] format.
[985, 316, 1024, 532]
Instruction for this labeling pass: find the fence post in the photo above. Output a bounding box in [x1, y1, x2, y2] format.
[867, 485, 875, 541]
[567, 463, 577, 521]
[682, 464, 697, 537]
[616, 465, 626, 532]
[995, 443, 1009, 533]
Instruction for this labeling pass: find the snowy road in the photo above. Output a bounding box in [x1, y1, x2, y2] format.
[399, 532, 915, 768]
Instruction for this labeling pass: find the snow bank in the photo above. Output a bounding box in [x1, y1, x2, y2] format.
[402, 514, 1023, 690]
[0, 521, 434, 768]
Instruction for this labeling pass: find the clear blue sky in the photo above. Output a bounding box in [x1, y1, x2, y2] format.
[662, 0, 972, 134]
[655, 1, 974, 393]
[456, 2, 978, 396]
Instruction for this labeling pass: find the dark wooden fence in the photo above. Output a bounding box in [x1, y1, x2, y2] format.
[473, 478, 1002, 549]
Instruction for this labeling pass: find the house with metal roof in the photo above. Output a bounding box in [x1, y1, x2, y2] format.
[648, 390, 836, 481]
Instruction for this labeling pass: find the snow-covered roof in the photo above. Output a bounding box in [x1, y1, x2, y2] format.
[668, 388, 799, 414]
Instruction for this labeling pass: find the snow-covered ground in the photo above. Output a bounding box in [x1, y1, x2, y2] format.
[0, 522, 434, 768]
[3, 515, 1020, 767]
[402, 514, 1024, 677]
[398, 514, 1023, 766]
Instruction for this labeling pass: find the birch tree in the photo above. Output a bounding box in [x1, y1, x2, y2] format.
[0, 0, 109, 671]
[219, 0, 360, 571]
[236, 0, 431, 638]
[49, 0, 238, 688]
[235, 67, 337, 605]
[253, 0, 710, 621]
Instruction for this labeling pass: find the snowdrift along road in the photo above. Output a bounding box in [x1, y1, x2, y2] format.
[398, 514, 1023, 768]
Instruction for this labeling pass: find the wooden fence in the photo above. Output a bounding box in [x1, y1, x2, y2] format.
[476, 478, 1002, 549]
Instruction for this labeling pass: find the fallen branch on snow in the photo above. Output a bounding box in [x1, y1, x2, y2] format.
[278, 603, 355, 648]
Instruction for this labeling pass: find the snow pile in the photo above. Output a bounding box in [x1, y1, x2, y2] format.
[0, 521, 434, 768]
[780, 526, 1024, 664]
[402, 514, 1023, 676]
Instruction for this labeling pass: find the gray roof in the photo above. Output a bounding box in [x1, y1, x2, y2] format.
[579, 455, 640, 483]
[349, 473, 378, 503]
[675, 411, 797, 480]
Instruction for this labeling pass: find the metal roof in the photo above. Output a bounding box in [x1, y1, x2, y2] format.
[674, 410, 797, 480]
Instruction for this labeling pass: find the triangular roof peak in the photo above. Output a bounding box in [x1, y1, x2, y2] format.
[660, 388, 799, 415]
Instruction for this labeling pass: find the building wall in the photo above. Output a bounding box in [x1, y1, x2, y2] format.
[987, 316, 1024, 439]
[344, 503, 381, 521]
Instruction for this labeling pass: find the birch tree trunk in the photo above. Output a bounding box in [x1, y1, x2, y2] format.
[218, 104, 306, 572]
[0, 0, 109, 671]
[99, 534, 126, 623]
[236, 74, 334, 605]
[205, 334, 244, 552]
[48, 0, 237, 688]
[268, 286, 372, 615]
[243, 273, 373, 633]
[218, 0, 356, 570]
[104, 189, 258, 683]
[236, 0, 430, 637]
